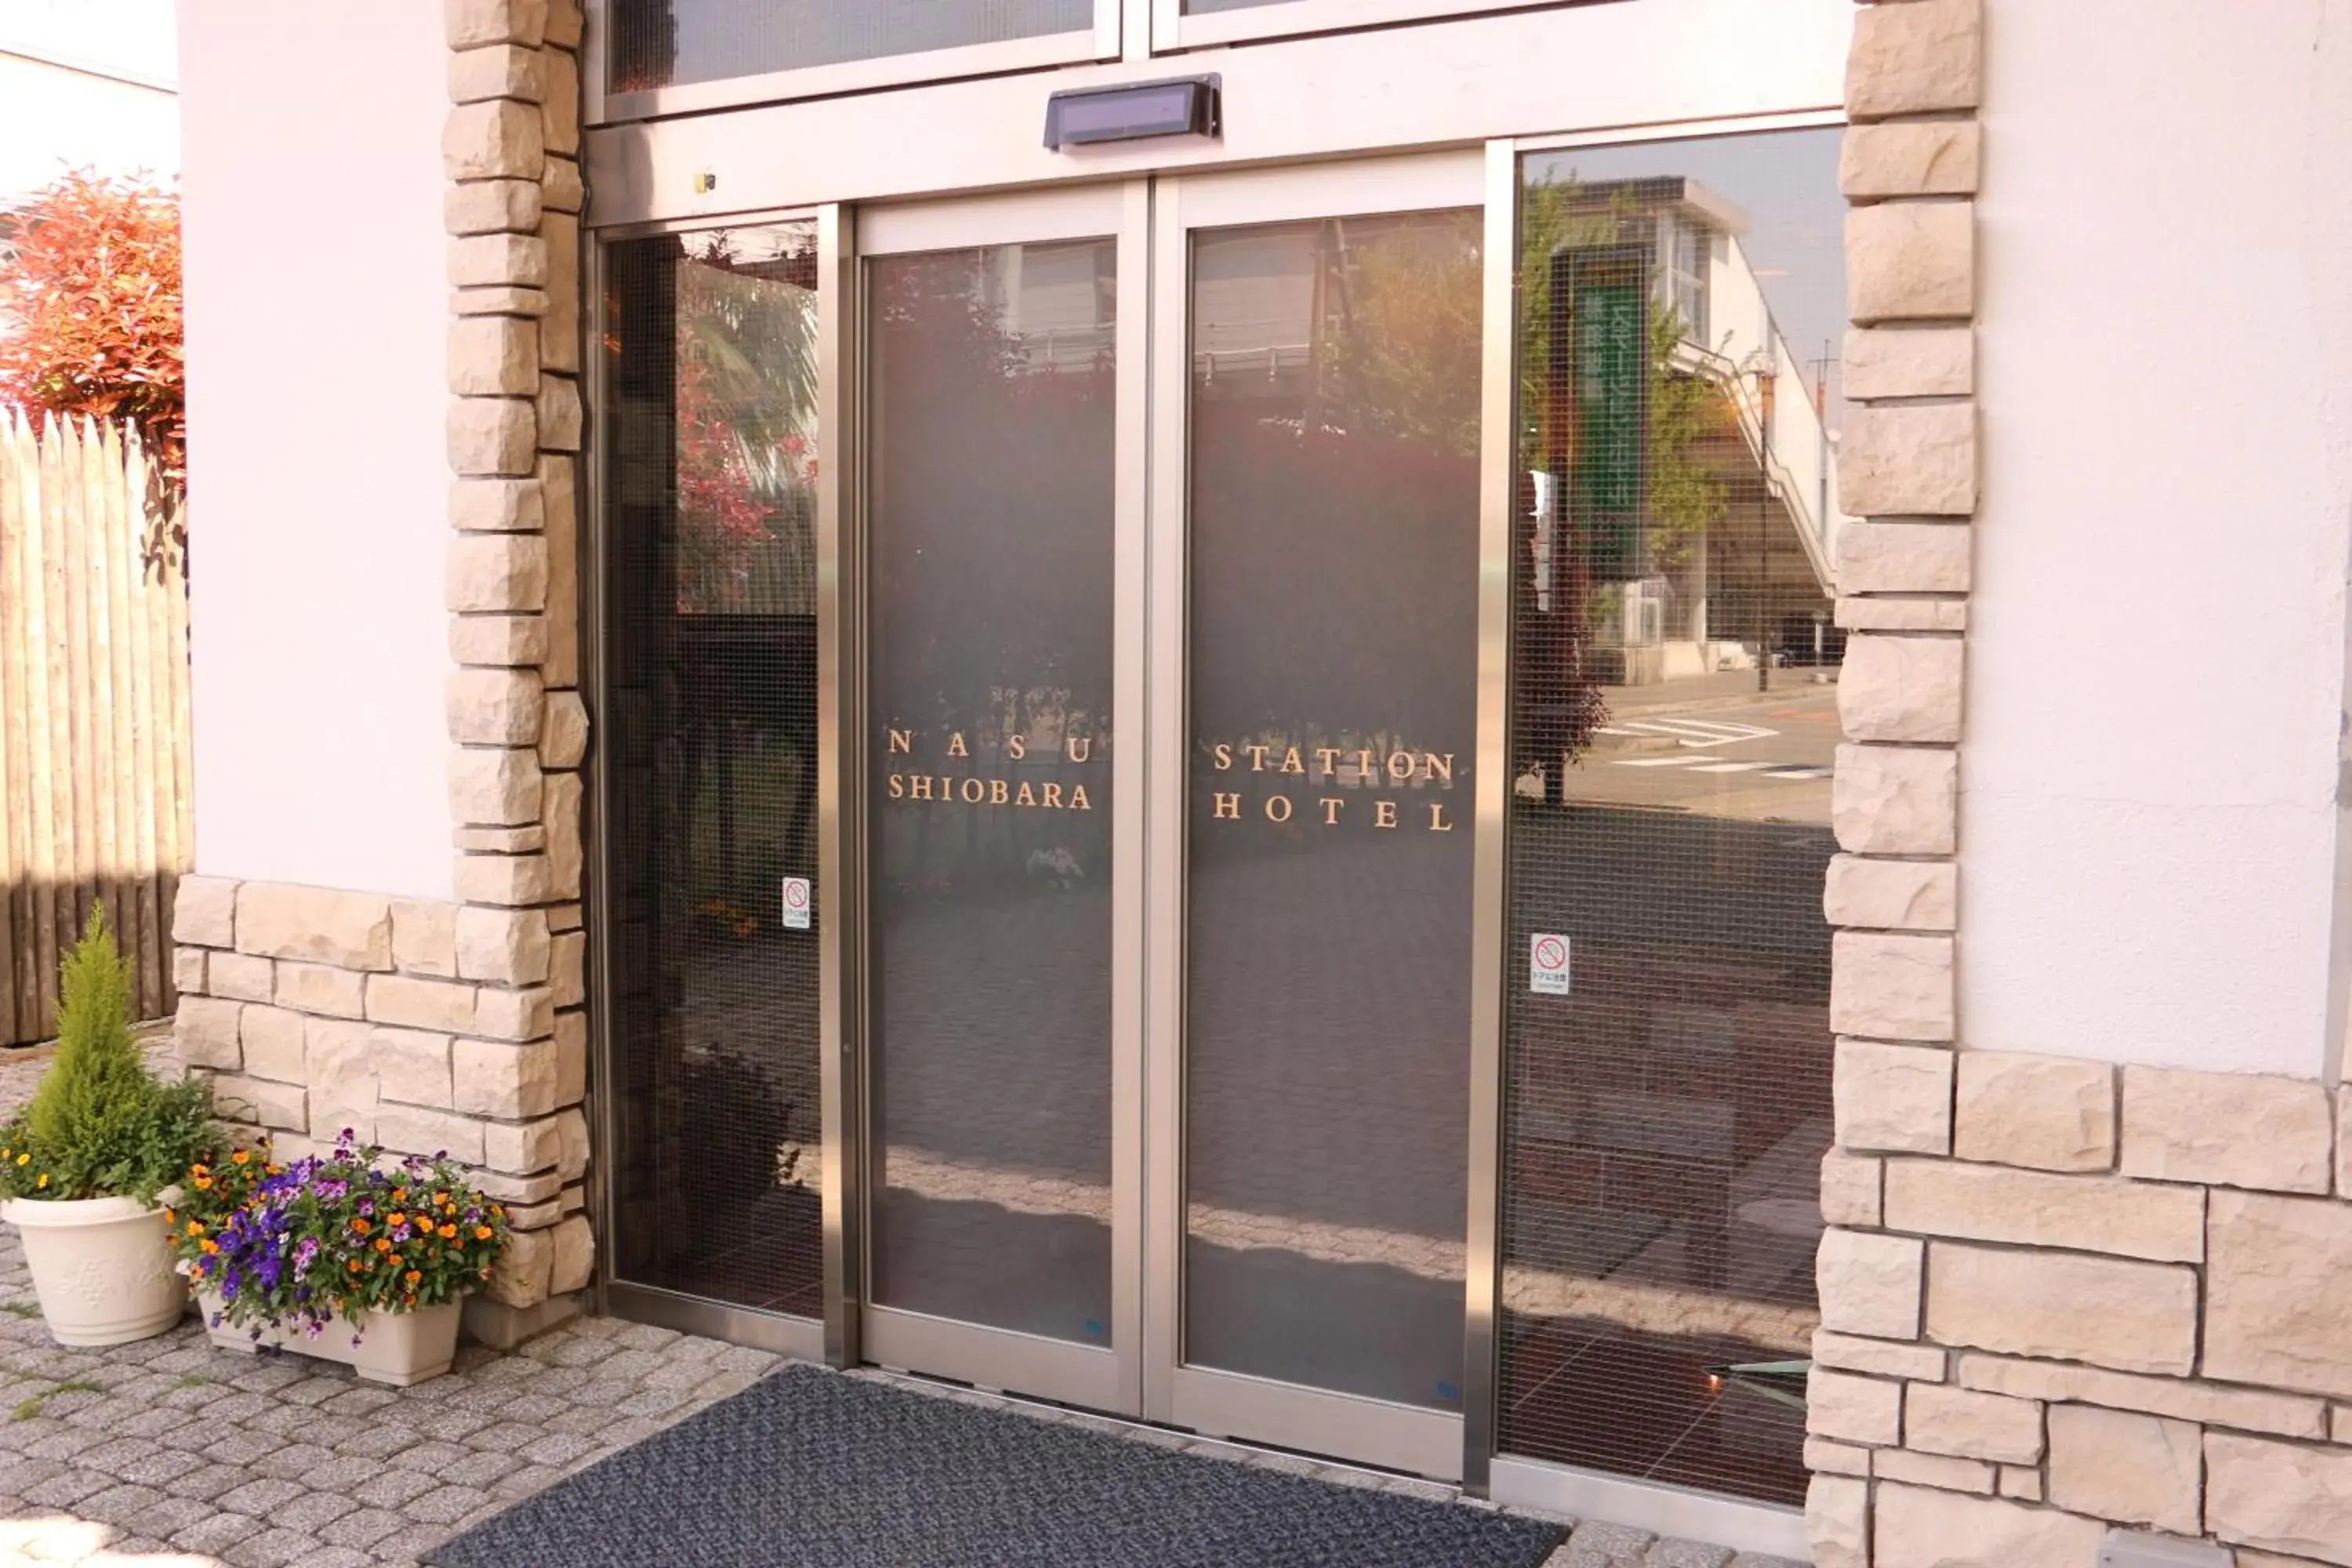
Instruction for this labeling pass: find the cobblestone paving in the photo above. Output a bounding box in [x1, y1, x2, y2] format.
[0, 1046, 1800, 1566]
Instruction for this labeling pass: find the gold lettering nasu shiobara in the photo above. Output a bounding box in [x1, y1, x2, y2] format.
[887, 773, 1094, 811]
[885, 728, 1097, 811]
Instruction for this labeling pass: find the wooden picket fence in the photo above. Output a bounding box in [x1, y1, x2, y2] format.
[0, 410, 194, 1044]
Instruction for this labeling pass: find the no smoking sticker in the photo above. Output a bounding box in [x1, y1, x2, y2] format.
[781, 877, 812, 931]
[1530, 934, 1571, 996]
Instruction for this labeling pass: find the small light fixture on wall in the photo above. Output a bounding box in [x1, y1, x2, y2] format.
[1044, 75, 1220, 151]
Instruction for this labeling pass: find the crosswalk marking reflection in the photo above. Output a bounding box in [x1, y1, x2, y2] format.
[1602, 757, 1829, 779]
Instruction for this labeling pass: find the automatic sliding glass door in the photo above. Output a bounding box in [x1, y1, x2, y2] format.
[1145, 154, 1487, 1480]
[857, 184, 1148, 1415]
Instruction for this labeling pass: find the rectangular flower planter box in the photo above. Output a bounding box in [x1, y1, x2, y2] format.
[196, 1290, 461, 1386]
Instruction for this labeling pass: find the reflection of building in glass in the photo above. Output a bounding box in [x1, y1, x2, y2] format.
[983, 238, 1117, 372]
[1534, 176, 1849, 685]
[1501, 140, 1839, 1511]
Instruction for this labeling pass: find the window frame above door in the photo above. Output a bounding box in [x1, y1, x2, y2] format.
[1150, 0, 1626, 54]
[585, 0, 1124, 128]
[581, 0, 1849, 231]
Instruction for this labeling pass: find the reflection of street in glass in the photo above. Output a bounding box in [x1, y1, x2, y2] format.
[1523, 684, 1838, 826]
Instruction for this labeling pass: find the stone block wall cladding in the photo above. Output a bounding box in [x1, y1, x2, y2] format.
[169, 0, 593, 1352]
[1810, 4, 2352, 1566]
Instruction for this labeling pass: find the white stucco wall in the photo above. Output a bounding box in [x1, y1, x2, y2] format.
[1965, 0, 2352, 1078]
[181, 2, 453, 900]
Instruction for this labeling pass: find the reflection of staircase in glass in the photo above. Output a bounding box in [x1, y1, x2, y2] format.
[1668, 223, 1847, 599]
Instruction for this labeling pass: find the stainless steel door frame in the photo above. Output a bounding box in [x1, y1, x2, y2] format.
[1460, 135, 1519, 1497]
[1142, 151, 1486, 1481]
[849, 179, 1152, 1417]
[818, 200, 865, 1370]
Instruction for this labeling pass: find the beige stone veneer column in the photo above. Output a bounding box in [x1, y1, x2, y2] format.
[1810, 6, 2352, 1566]
[437, 0, 593, 1345]
[171, 0, 591, 1352]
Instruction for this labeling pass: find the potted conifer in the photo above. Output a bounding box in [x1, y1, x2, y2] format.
[0, 910, 216, 1346]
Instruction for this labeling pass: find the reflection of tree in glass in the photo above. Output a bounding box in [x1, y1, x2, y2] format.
[869, 245, 1116, 864]
[612, 0, 676, 92]
[1319, 220, 1483, 459]
[673, 234, 819, 614]
[1189, 213, 1482, 800]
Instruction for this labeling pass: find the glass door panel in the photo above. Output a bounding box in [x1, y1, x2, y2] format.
[1182, 209, 1483, 1409]
[602, 223, 826, 1329]
[1494, 129, 1844, 1512]
[1147, 154, 1486, 1479]
[616, 0, 1110, 98]
[858, 186, 1144, 1415]
[868, 236, 1118, 1342]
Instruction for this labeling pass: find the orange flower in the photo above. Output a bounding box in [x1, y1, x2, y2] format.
[474, 1225, 494, 1240]
[393, 1189, 408, 1204]
[438, 1223, 458, 1239]
[387, 1254, 405, 1270]
[192, 1175, 212, 1191]
[184, 1220, 204, 1236]
[351, 1217, 372, 1235]
[373, 1237, 391, 1253]
[387, 1213, 406, 1228]
[199, 1240, 219, 1255]
[348, 1259, 363, 1273]
[405, 1270, 421, 1286]
[231, 1149, 251, 1166]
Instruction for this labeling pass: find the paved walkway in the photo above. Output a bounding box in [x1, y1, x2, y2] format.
[0, 1046, 1802, 1567]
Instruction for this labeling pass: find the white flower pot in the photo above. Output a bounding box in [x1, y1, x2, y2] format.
[1, 1193, 185, 1346]
[195, 1290, 461, 1386]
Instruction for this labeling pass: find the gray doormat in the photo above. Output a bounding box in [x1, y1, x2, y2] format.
[423, 1363, 1563, 1567]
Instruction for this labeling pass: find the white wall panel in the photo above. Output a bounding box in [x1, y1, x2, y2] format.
[1965, 0, 2352, 1076]
[181, 1, 453, 898]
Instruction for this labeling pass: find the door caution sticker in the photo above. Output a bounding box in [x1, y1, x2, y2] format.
[1530, 934, 1570, 995]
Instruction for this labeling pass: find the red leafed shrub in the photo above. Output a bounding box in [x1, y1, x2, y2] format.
[0, 171, 184, 487]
